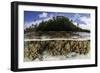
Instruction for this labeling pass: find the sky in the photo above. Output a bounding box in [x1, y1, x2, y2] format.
[24, 11, 91, 30]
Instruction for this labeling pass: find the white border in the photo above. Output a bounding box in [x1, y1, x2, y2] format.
[18, 5, 95, 68]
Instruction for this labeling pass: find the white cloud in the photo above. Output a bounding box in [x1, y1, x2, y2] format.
[72, 14, 91, 30]
[79, 16, 91, 30]
[73, 14, 90, 24]
[73, 21, 91, 30]
[80, 16, 91, 25]
[38, 12, 48, 18]
[79, 23, 90, 30]
[73, 22, 78, 26]
[24, 22, 32, 29]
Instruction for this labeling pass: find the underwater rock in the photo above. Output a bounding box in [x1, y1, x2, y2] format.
[24, 40, 90, 61]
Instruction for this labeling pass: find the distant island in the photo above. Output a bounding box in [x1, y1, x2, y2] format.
[24, 16, 90, 33]
[24, 16, 90, 39]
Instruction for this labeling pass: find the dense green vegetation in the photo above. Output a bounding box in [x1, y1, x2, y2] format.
[25, 16, 90, 33]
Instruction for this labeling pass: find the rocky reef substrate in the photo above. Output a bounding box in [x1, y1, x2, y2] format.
[24, 40, 90, 61]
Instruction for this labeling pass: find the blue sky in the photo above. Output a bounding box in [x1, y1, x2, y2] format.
[24, 11, 91, 30]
